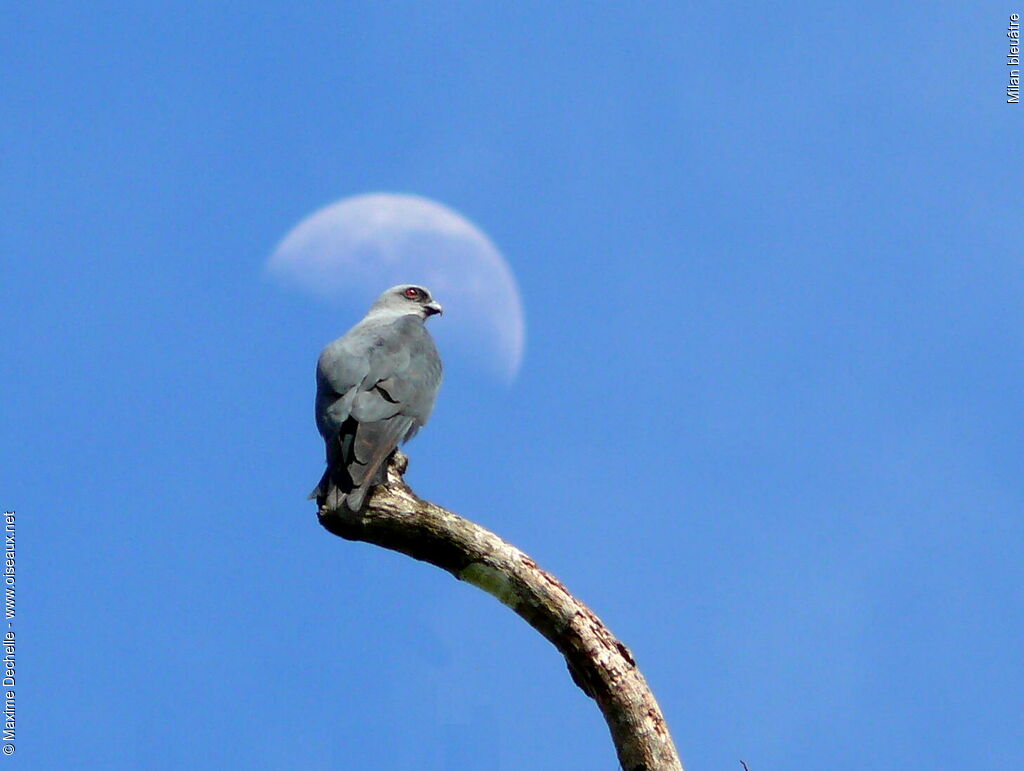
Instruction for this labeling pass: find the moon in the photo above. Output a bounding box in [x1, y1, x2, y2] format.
[267, 193, 526, 382]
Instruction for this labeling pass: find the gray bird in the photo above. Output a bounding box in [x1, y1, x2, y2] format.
[310, 284, 444, 512]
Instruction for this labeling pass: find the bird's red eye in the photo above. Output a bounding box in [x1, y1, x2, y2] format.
[404, 288, 419, 299]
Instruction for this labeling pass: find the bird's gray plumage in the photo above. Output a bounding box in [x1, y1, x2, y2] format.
[310, 284, 443, 511]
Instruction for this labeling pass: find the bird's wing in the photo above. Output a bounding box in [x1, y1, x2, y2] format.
[351, 317, 441, 425]
[344, 317, 442, 506]
[344, 414, 416, 511]
[314, 335, 370, 440]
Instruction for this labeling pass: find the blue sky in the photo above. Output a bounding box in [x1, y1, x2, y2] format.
[4, 2, 1022, 769]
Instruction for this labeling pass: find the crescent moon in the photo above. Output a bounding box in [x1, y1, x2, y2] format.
[266, 193, 526, 382]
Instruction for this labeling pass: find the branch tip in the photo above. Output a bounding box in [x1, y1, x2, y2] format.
[315, 460, 683, 770]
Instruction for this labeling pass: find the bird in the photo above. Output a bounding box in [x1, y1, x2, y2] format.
[310, 284, 444, 512]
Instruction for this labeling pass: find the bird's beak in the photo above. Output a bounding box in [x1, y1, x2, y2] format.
[425, 301, 444, 317]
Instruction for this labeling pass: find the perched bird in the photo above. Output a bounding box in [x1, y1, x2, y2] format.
[310, 284, 444, 512]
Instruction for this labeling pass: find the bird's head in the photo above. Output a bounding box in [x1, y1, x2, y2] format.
[369, 284, 444, 321]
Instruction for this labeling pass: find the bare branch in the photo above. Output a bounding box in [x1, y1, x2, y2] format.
[317, 452, 684, 771]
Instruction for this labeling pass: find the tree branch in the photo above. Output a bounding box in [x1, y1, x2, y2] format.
[317, 452, 684, 771]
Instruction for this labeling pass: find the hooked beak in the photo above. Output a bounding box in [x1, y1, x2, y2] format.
[425, 301, 444, 317]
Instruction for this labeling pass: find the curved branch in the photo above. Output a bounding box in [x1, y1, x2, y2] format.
[317, 452, 684, 771]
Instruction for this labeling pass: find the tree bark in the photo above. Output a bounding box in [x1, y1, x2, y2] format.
[317, 452, 684, 771]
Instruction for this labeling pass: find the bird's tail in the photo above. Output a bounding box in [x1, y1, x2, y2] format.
[311, 464, 379, 512]
[309, 466, 354, 511]
[308, 468, 330, 502]
[344, 485, 370, 512]
[312, 421, 402, 512]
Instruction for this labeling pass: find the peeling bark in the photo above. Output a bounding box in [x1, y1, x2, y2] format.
[317, 452, 684, 771]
